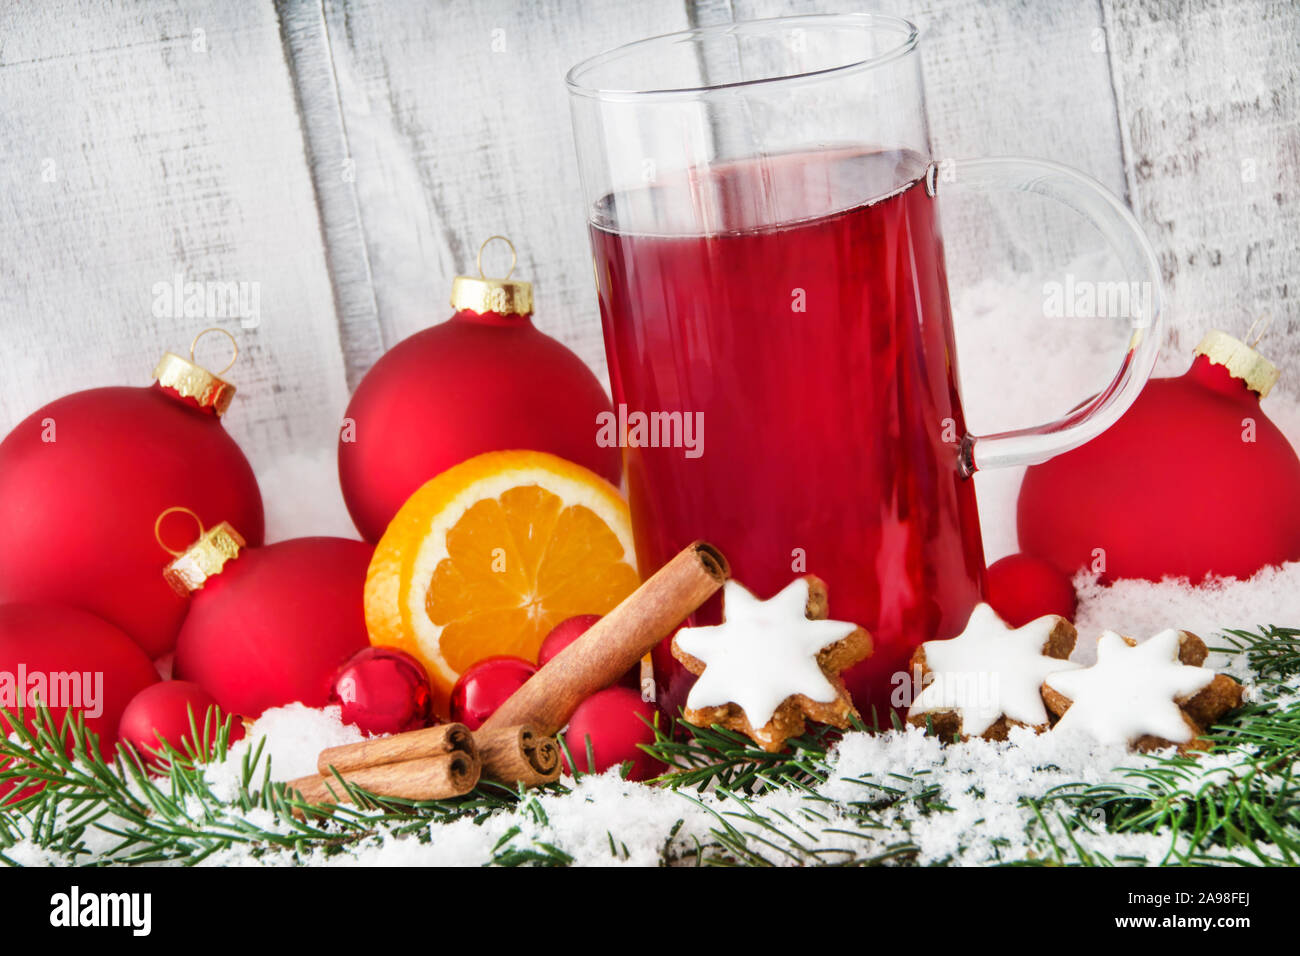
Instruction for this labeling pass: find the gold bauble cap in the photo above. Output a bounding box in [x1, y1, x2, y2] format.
[156, 507, 246, 596]
[1194, 329, 1280, 398]
[450, 235, 534, 316]
[153, 328, 239, 415]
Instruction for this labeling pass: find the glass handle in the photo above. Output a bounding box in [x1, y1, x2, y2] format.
[943, 157, 1164, 476]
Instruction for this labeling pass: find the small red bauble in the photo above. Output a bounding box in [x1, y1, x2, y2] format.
[561, 686, 661, 781]
[338, 238, 621, 542]
[539, 614, 640, 690]
[332, 647, 434, 736]
[0, 603, 159, 764]
[0, 338, 264, 657]
[448, 655, 536, 731]
[118, 680, 244, 768]
[984, 553, 1078, 627]
[171, 526, 372, 718]
[1019, 331, 1300, 582]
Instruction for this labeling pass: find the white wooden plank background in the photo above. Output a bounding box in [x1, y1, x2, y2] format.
[1, 0, 1297, 548]
[1104, 0, 1300, 356]
[0, 0, 356, 538]
[314, 0, 694, 383]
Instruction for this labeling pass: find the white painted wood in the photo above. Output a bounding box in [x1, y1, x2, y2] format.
[1102, 0, 1300, 368]
[275, 0, 386, 390]
[0, 1, 352, 502]
[316, 0, 696, 385]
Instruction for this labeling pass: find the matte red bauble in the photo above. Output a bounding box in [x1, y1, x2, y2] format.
[1019, 330, 1300, 582]
[985, 553, 1078, 627]
[0, 333, 264, 657]
[561, 686, 661, 781]
[0, 603, 159, 762]
[449, 655, 536, 731]
[118, 680, 244, 768]
[169, 519, 371, 717]
[338, 238, 621, 542]
[331, 647, 434, 736]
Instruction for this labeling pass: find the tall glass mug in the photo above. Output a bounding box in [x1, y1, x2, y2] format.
[566, 15, 1163, 719]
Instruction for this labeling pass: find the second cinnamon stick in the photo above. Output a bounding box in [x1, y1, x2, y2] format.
[317, 722, 474, 776]
[476, 724, 561, 786]
[289, 751, 480, 807]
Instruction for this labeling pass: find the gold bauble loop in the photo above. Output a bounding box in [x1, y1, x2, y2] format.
[155, 506, 204, 558]
[477, 235, 518, 280]
[1245, 310, 1273, 348]
[190, 327, 239, 377]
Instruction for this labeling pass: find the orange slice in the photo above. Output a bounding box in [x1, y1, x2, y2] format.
[365, 450, 640, 714]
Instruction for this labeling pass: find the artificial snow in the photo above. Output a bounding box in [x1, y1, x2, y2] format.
[1073, 564, 1300, 665]
[191, 719, 1221, 868]
[218, 703, 365, 787]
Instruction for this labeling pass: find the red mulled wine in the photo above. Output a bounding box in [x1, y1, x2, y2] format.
[591, 148, 986, 719]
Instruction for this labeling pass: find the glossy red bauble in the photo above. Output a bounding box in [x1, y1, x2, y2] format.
[174, 537, 372, 717]
[539, 614, 639, 690]
[0, 603, 159, 762]
[332, 647, 434, 736]
[338, 307, 621, 543]
[0, 380, 263, 657]
[1019, 338, 1300, 582]
[984, 553, 1078, 627]
[561, 686, 661, 781]
[118, 680, 244, 768]
[448, 655, 536, 731]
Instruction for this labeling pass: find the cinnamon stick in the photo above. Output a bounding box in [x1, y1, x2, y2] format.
[317, 722, 474, 776]
[481, 541, 729, 735]
[288, 751, 480, 808]
[475, 724, 561, 787]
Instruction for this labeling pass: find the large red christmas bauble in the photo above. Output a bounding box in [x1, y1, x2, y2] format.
[0, 602, 159, 761]
[172, 530, 372, 717]
[1019, 331, 1300, 582]
[0, 338, 263, 657]
[338, 239, 621, 542]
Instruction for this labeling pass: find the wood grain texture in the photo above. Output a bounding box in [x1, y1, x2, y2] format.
[0, 1, 352, 501]
[275, 0, 385, 389]
[316, 0, 695, 384]
[1102, 0, 1300, 363]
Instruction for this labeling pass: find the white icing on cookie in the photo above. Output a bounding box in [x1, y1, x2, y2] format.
[1045, 629, 1216, 746]
[676, 578, 859, 730]
[908, 603, 1079, 736]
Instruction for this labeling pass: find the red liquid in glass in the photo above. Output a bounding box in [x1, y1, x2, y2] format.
[591, 148, 986, 721]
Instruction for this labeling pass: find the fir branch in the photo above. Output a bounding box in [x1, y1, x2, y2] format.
[0, 704, 538, 865]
